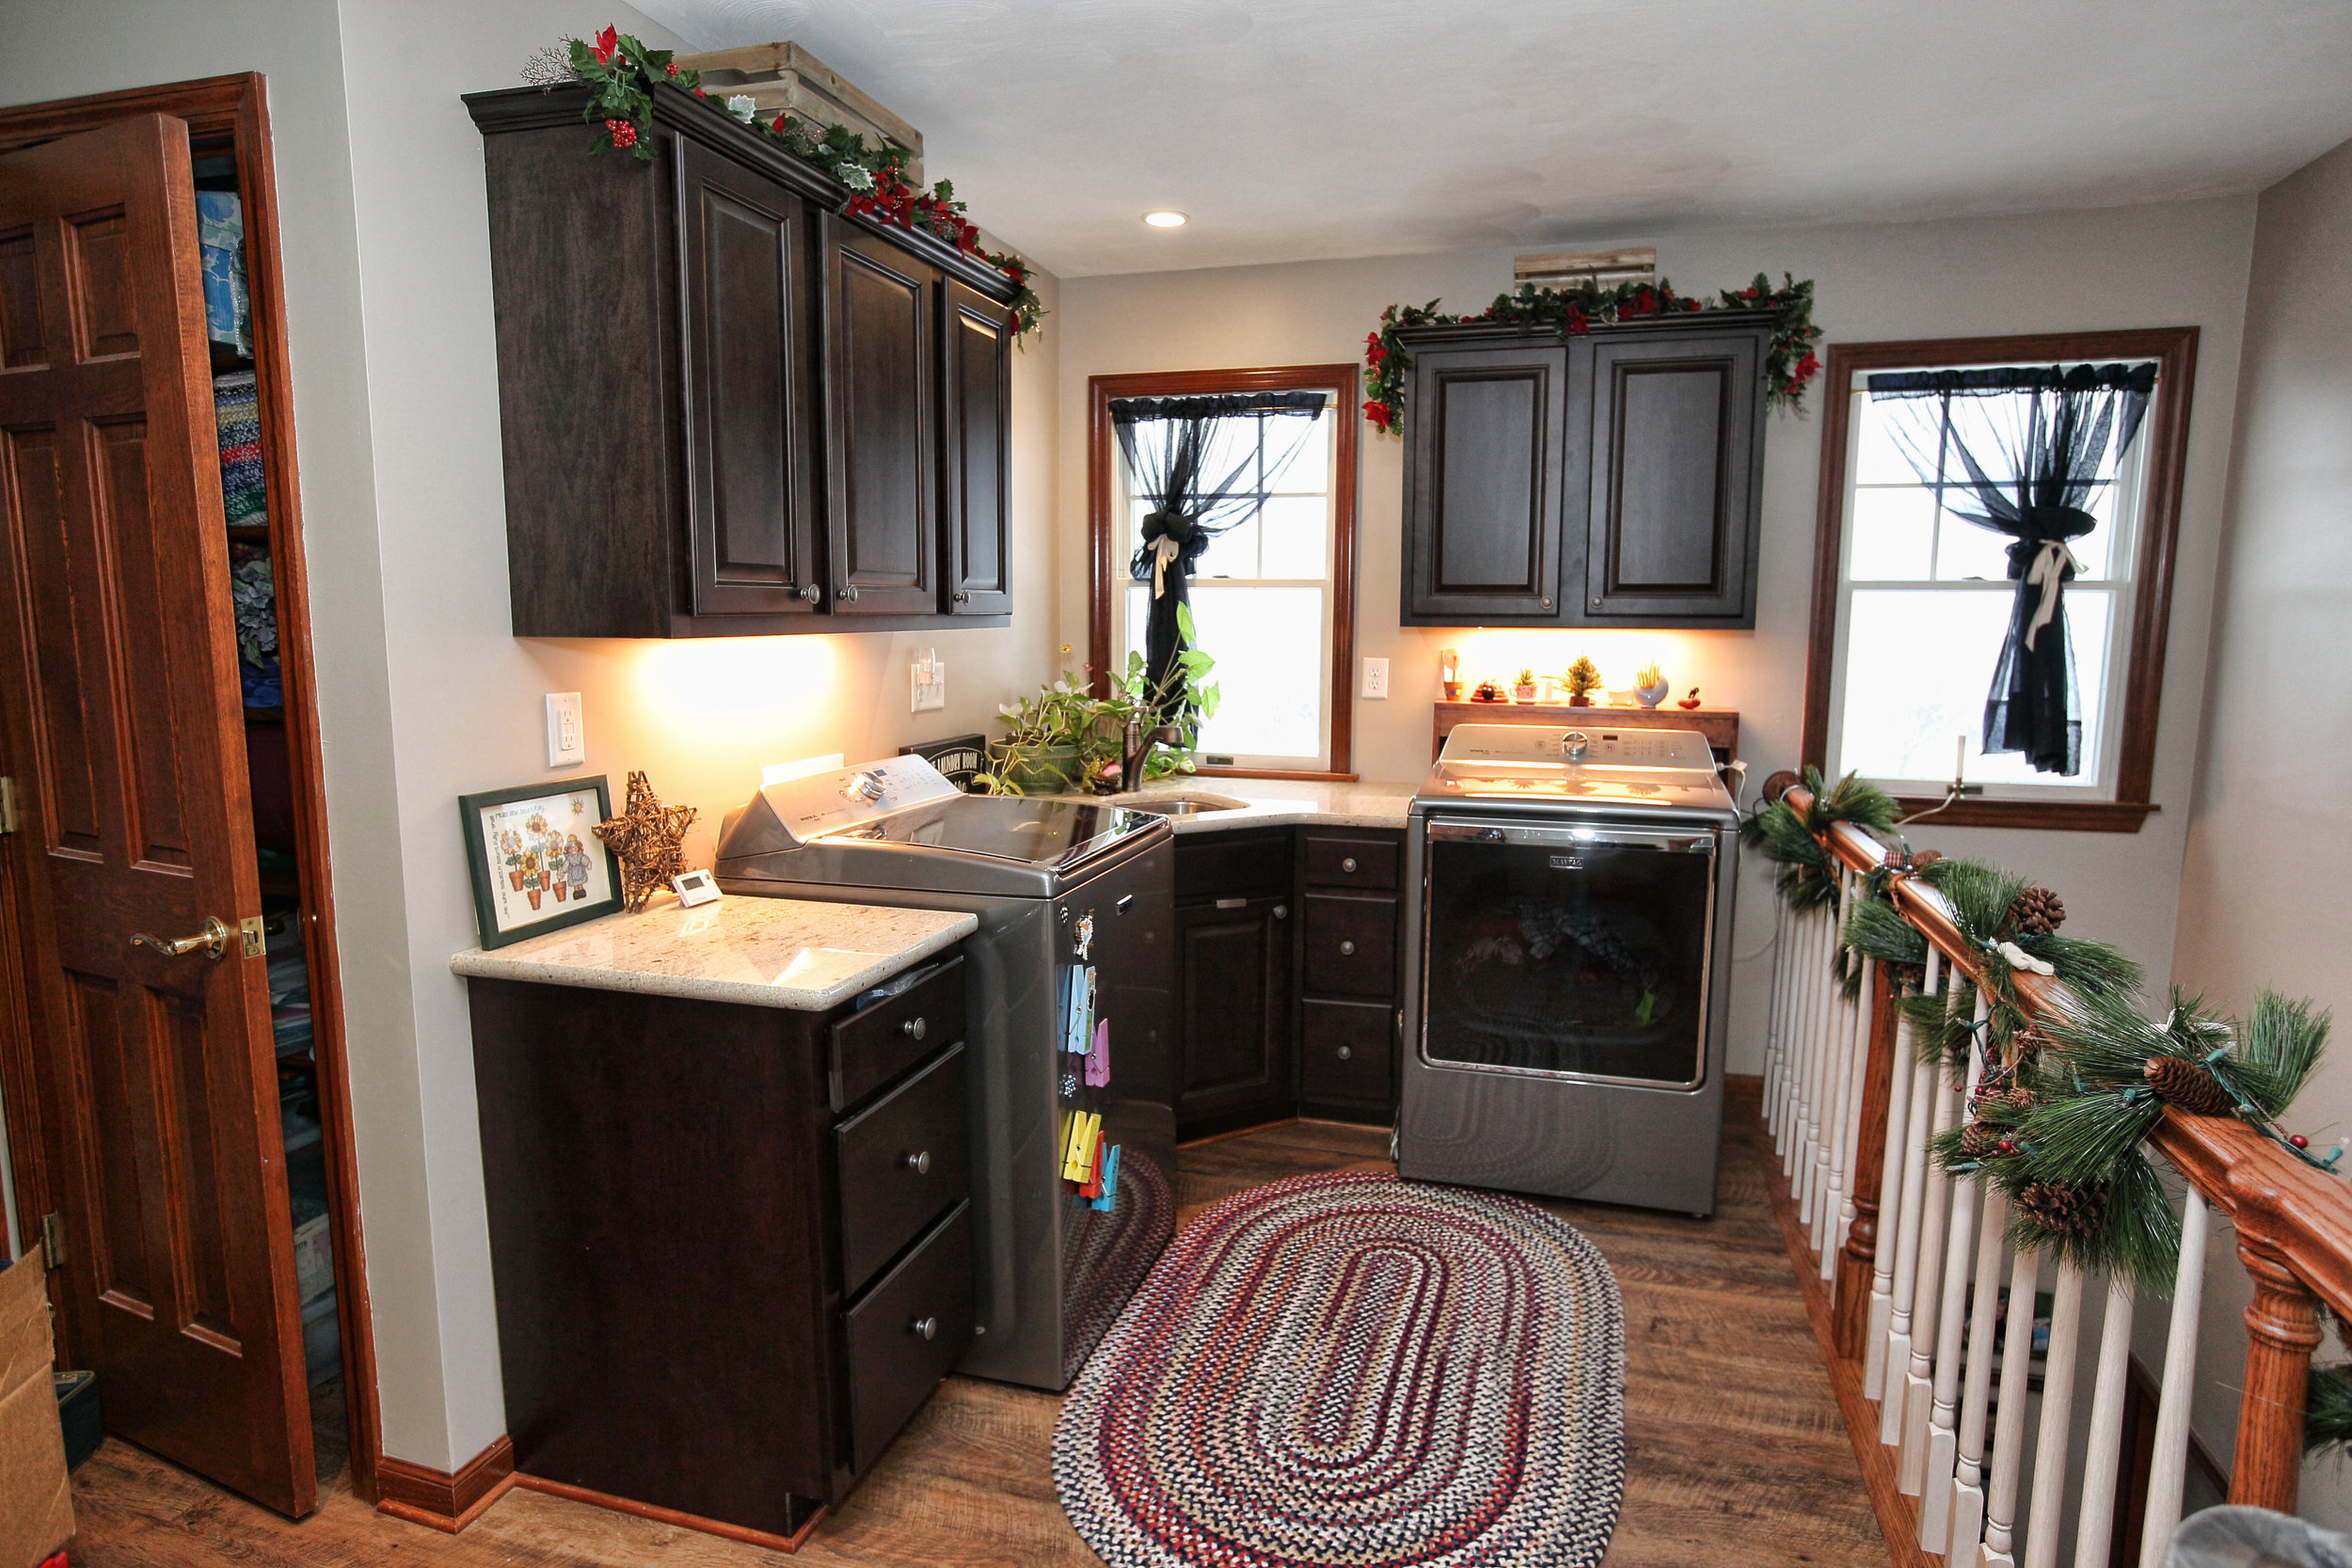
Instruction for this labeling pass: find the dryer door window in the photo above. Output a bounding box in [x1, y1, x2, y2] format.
[1419, 820, 1717, 1087]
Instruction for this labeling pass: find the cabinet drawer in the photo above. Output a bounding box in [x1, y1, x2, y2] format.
[835, 1044, 969, 1295]
[845, 1200, 974, 1473]
[1300, 998, 1395, 1106]
[829, 957, 965, 1112]
[1174, 830, 1292, 900]
[1302, 833, 1400, 891]
[1302, 895, 1397, 998]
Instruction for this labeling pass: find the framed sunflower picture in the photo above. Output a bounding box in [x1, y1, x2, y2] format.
[458, 777, 624, 948]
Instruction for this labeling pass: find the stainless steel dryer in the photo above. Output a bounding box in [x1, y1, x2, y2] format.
[714, 755, 1176, 1391]
[1398, 722, 1740, 1215]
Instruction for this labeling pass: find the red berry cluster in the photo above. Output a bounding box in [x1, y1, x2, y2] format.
[605, 118, 638, 150]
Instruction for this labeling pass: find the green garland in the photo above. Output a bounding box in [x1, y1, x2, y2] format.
[1740, 766, 1898, 914]
[1362, 274, 1820, 434]
[2309, 1364, 2352, 1456]
[563, 28, 1043, 338]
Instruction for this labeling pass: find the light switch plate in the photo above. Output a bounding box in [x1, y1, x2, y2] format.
[1360, 657, 1390, 699]
[911, 653, 946, 713]
[545, 692, 584, 768]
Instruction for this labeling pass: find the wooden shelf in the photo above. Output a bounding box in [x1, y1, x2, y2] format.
[226, 524, 270, 545]
[1433, 700, 1740, 763]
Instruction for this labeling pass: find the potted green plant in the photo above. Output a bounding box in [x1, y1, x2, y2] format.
[1513, 667, 1538, 703]
[976, 607, 1221, 794]
[976, 674, 1101, 795]
[1564, 654, 1603, 707]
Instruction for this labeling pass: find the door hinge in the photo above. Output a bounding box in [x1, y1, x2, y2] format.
[239, 915, 266, 958]
[40, 1212, 64, 1269]
[0, 777, 16, 833]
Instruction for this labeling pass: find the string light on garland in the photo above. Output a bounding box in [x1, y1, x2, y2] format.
[1363, 273, 1822, 435]
[557, 27, 1044, 339]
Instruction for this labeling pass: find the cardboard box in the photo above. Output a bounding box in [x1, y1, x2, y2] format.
[674, 40, 925, 184]
[0, 1251, 72, 1566]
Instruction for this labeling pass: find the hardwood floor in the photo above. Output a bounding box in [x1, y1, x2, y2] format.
[62, 1083, 1890, 1567]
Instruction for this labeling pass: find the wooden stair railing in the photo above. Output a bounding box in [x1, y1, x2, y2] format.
[1769, 784, 2352, 1564]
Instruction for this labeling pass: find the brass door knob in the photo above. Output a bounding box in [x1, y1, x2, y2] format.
[131, 916, 231, 960]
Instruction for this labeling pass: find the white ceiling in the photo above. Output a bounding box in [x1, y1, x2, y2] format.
[628, 0, 2352, 278]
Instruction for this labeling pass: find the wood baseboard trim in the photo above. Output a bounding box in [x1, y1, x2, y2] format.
[375, 1436, 516, 1533]
[1753, 1111, 1934, 1568]
[513, 1474, 828, 1553]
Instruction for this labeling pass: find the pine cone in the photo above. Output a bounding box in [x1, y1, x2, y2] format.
[1910, 850, 1944, 871]
[2015, 1180, 2105, 1237]
[1960, 1119, 1999, 1158]
[2007, 885, 2066, 937]
[2145, 1054, 2233, 1117]
[2007, 1085, 2035, 1110]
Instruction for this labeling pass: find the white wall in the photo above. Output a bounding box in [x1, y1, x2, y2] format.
[2169, 133, 2352, 1524]
[8, 0, 1062, 1472]
[1057, 198, 2256, 1075]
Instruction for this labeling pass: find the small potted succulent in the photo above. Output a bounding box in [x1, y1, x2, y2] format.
[1634, 660, 1669, 708]
[1564, 655, 1603, 707]
[1512, 667, 1538, 703]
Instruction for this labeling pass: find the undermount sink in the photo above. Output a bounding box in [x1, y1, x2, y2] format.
[1108, 791, 1251, 817]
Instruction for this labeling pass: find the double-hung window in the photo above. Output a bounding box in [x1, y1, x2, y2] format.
[1803, 331, 2196, 830]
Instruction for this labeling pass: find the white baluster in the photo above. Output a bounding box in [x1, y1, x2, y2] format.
[1798, 905, 1834, 1224]
[1789, 903, 1820, 1186]
[1899, 974, 1966, 1492]
[2021, 1263, 2088, 1568]
[1919, 988, 1992, 1546]
[1947, 1188, 2008, 1560]
[1823, 954, 1875, 1284]
[1980, 1245, 2042, 1568]
[1881, 947, 1943, 1440]
[1814, 874, 1857, 1255]
[1767, 897, 1793, 1148]
[2136, 1192, 2210, 1568]
[1782, 901, 1814, 1175]
[2073, 1272, 2139, 1567]
[1864, 953, 1915, 1401]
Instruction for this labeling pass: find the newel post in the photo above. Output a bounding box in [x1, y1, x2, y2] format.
[1834, 964, 1899, 1360]
[2231, 1239, 2321, 1512]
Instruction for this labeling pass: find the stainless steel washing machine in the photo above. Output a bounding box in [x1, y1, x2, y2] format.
[1397, 722, 1740, 1216]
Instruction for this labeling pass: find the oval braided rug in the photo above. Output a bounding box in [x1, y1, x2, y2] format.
[1053, 1170, 1625, 1568]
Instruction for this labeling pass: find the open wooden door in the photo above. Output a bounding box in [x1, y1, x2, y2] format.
[0, 113, 315, 1515]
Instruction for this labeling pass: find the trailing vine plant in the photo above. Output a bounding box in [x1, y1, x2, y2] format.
[557, 28, 1043, 337]
[1363, 274, 1820, 434]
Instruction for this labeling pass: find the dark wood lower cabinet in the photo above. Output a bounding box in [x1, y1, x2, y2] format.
[465, 949, 972, 1538]
[1300, 997, 1398, 1117]
[1172, 893, 1295, 1137]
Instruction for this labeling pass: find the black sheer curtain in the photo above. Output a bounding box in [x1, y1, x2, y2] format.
[1867, 363, 2156, 776]
[1111, 390, 1326, 717]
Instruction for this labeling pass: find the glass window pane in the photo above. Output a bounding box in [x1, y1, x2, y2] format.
[2070, 480, 2119, 578]
[1258, 494, 1328, 579]
[1198, 418, 1258, 493]
[1942, 395, 2026, 485]
[1186, 585, 1325, 761]
[1192, 509, 1260, 578]
[1837, 588, 2110, 787]
[1934, 507, 2017, 581]
[1852, 392, 1930, 485]
[1848, 487, 1935, 581]
[1269, 413, 1329, 493]
[1122, 583, 1149, 670]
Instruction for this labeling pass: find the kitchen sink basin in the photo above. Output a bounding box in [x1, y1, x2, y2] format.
[1108, 792, 1251, 817]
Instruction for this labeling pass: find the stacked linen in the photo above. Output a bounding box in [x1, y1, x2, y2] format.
[214, 371, 266, 528]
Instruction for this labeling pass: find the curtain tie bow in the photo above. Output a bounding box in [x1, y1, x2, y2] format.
[1139, 510, 1196, 600]
[2020, 538, 2079, 652]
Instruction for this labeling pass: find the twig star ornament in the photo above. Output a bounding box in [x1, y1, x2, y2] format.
[595, 770, 696, 911]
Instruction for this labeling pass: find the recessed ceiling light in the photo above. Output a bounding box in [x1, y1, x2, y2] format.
[1142, 210, 1188, 229]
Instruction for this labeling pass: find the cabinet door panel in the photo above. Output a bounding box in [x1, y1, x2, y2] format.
[825, 221, 938, 614]
[1584, 331, 1761, 623]
[942, 281, 1012, 614]
[1172, 895, 1293, 1131]
[1300, 997, 1396, 1111]
[1403, 343, 1567, 622]
[679, 139, 818, 615]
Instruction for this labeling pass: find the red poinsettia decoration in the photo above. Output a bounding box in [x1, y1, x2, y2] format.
[592, 25, 619, 64]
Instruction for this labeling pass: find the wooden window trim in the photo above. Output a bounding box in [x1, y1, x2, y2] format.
[1088, 363, 1362, 782]
[0, 74, 382, 1501]
[1801, 328, 2199, 833]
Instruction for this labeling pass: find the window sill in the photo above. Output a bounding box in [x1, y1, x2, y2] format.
[1194, 768, 1361, 784]
[1888, 797, 2158, 833]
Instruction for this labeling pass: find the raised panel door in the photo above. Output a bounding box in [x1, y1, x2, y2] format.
[678, 139, 818, 615]
[1403, 341, 1569, 622]
[1171, 895, 1293, 1133]
[824, 219, 938, 615]
[940, 280, 1011, 615]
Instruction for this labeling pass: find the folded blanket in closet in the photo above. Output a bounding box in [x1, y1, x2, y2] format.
[215, 371, 266, 527]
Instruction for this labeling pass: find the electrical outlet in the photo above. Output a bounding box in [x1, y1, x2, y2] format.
[545, 692, 584, 768]
[910, 651, 946, 713]
[1360, 657, 1390, 699]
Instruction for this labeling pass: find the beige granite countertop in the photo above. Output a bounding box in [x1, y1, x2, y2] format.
[451, 893, 977, 1012]
[1099, 777, 1418, 833]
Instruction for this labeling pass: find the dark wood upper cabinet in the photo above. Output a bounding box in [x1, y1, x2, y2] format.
[465, 82, 1018, 636]
[825, 217, 938, 615]
[1400, 331, 1572, 623]
[1397, 310, 1772, 629]
[678, 137, 820, 617]
[941, 280, 1014, 615]
[1582, 326, 1762, 623]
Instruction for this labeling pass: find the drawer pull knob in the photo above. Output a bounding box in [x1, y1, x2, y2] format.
[910, 1316, 939, 1341]
[901, 1150, 931, 1175]
[1273, 904, 1288, 920]
[1337, 1045, 1353, 1060]
[900, 1017, 928, 1042]
[1340, 940, 1356, 956]
[1342, 856, 1359, 873]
